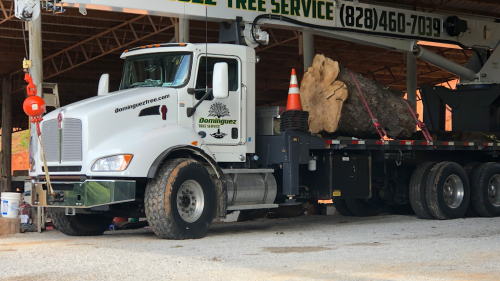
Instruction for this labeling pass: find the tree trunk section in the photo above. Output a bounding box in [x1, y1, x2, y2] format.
[300, 54, 415, 139]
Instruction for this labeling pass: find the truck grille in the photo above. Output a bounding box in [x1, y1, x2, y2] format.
[41, 118, 83, 162]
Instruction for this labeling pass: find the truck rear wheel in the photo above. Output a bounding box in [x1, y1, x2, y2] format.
[463, 162, 481, 217]
[345, 193, 383, 217]
[49, 210, 112, 236]
[470, 162, 500, 217]
[145, 158, 216, 239]
[425, 162, 470, 220]
[409, 162, 436, 219]
[332, 198, 353, 216]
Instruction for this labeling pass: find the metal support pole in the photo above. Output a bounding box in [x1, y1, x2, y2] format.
[178, 16, 189, 43]
[1, 77, 12, 193]
[302, 31, 314, 72]
[37, 207, 41, 233]
[406, 52, 417, 112]
[29, 16, 43, 233]
[29, 14, 43, 94]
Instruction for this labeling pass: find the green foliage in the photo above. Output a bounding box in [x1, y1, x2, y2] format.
[12, 130, 30, 153]
[18, 130, 30, 150]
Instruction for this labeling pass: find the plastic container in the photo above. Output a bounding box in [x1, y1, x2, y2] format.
[1, 192, 22, 219]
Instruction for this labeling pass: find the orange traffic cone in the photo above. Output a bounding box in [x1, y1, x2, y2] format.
[286, 69, 302, 111]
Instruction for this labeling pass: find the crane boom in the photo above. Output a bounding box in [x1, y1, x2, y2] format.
[58, 0, 500, 83]
[62, 0, 500, 50]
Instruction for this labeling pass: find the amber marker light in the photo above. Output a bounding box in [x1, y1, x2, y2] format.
[118, 155, 133, 170]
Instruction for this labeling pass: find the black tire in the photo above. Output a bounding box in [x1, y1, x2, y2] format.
[385, 203, 415, 215]
[145, 158, 216, 239]
[332, 198, 353, 216]
[345, 193, 383, 217]
[470, 162, 500, 217]
[463, 162, 481, 217]
[425, 162, 470, 220]
[49, 210, 112, 236]
[463, 162, 481, 180]
[409, 162, 437, 219]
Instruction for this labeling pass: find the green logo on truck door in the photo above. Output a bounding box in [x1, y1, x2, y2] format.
[198, 103, 236, 128]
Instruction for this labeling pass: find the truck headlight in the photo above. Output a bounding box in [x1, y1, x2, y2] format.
[91, 155, 133, 171]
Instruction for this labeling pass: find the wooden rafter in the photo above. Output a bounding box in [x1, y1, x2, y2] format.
[0, 0, 14, 26]
[6, 14, 176, 93]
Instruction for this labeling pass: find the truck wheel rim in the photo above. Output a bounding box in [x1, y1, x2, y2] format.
[488, 175, 500, 207]
[442, 174, 464, 208]
[176, 180, 205, 223]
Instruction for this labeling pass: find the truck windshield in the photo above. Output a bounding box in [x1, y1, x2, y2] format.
[120, 52, 192, 89]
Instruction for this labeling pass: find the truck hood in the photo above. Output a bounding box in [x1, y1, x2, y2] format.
[44, 87, 176, 120]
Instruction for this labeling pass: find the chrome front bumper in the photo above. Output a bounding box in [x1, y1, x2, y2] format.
[31, 180, 136, 208]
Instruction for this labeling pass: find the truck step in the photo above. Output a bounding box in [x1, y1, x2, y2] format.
[227, 204, 278, 210]
[222, 169, 274, 174]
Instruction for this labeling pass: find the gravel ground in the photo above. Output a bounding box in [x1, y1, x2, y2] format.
[1, 214, 499, 281]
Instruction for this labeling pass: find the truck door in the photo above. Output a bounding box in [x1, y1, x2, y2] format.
[193, 55, 241, 145]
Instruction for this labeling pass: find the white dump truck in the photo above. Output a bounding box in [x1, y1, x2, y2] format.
[28, 1, 500, 239]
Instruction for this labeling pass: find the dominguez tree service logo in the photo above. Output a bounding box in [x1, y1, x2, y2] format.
[208, 102, 230, 118]
[198, 102, 236, 139]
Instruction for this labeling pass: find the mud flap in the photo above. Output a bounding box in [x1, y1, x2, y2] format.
[211, 175, 227, 219]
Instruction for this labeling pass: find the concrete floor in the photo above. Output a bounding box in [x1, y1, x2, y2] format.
[0, 214, 499, 281]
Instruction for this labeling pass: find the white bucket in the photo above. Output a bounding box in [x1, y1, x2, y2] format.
[1, 192, 22, 219]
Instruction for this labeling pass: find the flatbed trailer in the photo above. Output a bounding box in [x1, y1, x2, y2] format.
[254, 124, 500, 219]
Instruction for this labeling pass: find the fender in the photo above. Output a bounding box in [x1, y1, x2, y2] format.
[147, 145, 223, 179]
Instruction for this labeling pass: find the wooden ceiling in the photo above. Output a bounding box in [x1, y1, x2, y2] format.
[0, 0, 496, 129]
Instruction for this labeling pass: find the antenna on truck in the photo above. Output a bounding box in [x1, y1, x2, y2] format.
[205, 6, 208, 92]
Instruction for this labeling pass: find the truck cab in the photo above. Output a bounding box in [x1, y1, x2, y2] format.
[29, 43, 281, 239]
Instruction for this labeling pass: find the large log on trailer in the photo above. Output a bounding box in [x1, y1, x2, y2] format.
[300, 54, 416, 139]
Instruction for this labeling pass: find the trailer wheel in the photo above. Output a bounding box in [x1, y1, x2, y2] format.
[345, 193, 383, 217]
[470, 163, 500, 217]
[463, 162, 481, 217]
[145, 158, 216, 239]
[332, 198, 353, 216]
[409, 162, 437, 219]
[49, 210, 112, 236]
[425, 162, 470, 219]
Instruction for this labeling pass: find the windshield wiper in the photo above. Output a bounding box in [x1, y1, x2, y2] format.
[128, 80, 159, 88]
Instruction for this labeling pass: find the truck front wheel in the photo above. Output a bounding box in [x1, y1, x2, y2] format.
[49, 210, 113, 236]
[145, 158, 216, 239]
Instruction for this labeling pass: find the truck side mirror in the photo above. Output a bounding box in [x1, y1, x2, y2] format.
[98, 73, 109, 96]
[212, 63, 229, 99]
